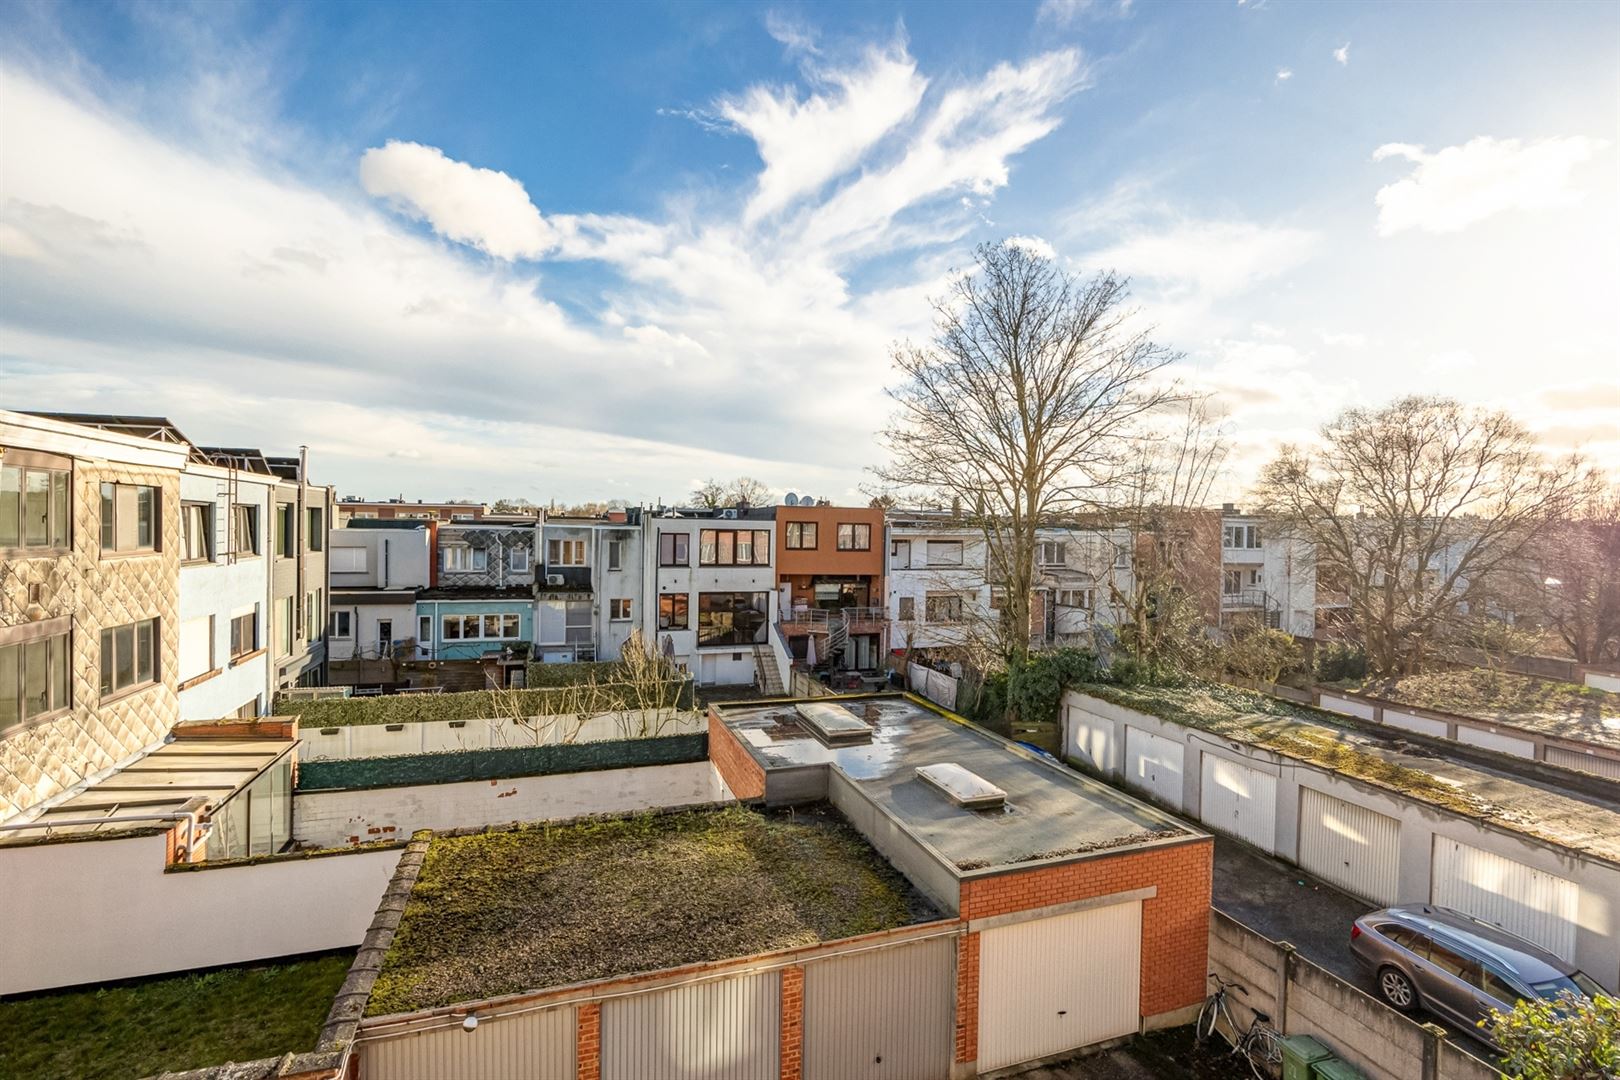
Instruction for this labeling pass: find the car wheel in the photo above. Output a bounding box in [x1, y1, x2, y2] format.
[1377, 966, 1419, 1013]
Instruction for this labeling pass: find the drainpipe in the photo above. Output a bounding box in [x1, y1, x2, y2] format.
[295, 447, 307, 672]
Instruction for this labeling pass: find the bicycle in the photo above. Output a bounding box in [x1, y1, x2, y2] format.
[1198, 972, 1284, 1079]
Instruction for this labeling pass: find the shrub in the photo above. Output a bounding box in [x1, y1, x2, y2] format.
[1485, 990, 1618, 1080]
[275, 679, 690, 728]
[1006, 648, 1101, 726]
[1315, 642, 1367, 683]
[1215, 628, 1305, 686]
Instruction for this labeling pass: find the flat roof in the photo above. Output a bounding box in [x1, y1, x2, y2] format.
[1, 737, 294, 843]
[717, 696, 1191, 872]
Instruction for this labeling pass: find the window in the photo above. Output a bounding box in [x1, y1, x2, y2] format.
[378, 619, 395, 656]
[1037, 540, 1065, 566]
[232, 504, 260, 555]
[658, 531, 690, 567]
[275, 503, 295, 557]
[1057, 588, 1096, 611]
[610, 598, 632, 621]
[926, 540, 963, 567]
[548, 538, 586, 566]
[330, 611, 352, 638]
[1114, 545, 1132, 570]
[698, 529, 772, 566]
[510, 547, 531, 573]
[100, 483, 160, 554]
[305, 589, 322, 642]
[1, 630, 71, 733]
[988, 587, 1006, 611]
[897, 596, 916, 621]
[440, 614, 524, 641]
[231, 612, 258, 659]
[659, 593, 689, 630]
[2, 462, 71, 551]
[100, 618, 158, 698]
[418, 615, 432, 648]
[278, 596, 294, 656]
[565, 601, 592, 644]
[443, 545, 488, 572]
[1423, 943, 1478, 982]
[179, 616, 215, 681]
[1223, 523, 1262, 549]
[837, 523, 871, 551]
[181, 502, 213, 562]
[330, 546, 367, 573]
[925, 592, 964, 623]
[1223, 569, 1243, 596]
[891, 539, 911, 569]
[785, 522, 818, 550]
[697, 592, 770, 646]
[607, 540, 623, 571]
[307, 508, 323, 552]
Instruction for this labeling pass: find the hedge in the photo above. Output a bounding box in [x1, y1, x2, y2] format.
[274, 679, 692, 728]
[295, 732, 708, 790]
[524, 660, 632, 687]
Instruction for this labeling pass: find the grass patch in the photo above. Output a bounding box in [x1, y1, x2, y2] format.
[367, 805, 935, 1015]
[0, 953, 350, 1080]
[1079, 680, 1497, 818]
[1355, 670, 1620, 728]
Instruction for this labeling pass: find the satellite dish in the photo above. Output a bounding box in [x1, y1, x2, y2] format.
[785, 493, 799, 506]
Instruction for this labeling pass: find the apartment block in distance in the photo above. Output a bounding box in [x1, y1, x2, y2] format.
[1, 411, 188, 821]
[335, 497, 485, 525]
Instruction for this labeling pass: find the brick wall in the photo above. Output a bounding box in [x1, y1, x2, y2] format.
[956, 837, 1213, 1056]
[707, 709, 766, 800]
[780, 964, 804, 1080]
[576, 1001, 601, 1080]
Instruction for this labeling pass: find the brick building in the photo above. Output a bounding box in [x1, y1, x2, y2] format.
[774, 503, 887, 674]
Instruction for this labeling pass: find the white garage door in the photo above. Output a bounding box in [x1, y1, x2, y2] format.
[1067, 707, 1116, 772]
[978, 901, 1141, 1072]
[1544, 746, 1620, 780]
[1432, 838, 1580, 962]
[1298, 789, 1401, 906]
[1124, 726, 1184, 809]
[603, 971, 780, 1080]
[1199, 754, 1278, 853]
[1456, 726, 1536, 759]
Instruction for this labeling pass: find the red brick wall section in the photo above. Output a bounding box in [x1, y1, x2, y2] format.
[577, 1001, 601, 1080]
[955, 931, 981, 1064]
[958, 838, 1213, 1025]
[708, 710, 766, 801]
[780, 964, 804, 1080]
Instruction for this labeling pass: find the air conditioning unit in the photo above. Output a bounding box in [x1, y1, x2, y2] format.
[720, 508, 739, 519]
[546, 573, 565, 586]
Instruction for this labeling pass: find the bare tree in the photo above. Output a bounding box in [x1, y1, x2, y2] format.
[727, 476, 772, 509]
[876, 242, 1179, 667]
[1522, 483, 1620, 664]
[1254, 396, 1592, 677]
[690, 478, 727, 509]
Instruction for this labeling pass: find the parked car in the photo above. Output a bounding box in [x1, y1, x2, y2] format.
[1350, 904, 1608, 1045]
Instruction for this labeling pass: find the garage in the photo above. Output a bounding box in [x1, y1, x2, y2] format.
[602, 971, 780, 1080]
[977, 901, 1142, 1072]
[1431, 838, 1580, 962]
[1124, 726, 1184, 809]
[803, 936, 954, 1080]
[1199, 754, 1277, 853]
[1298, 788, 1401, 906]
[1067, 706, 1116, 771]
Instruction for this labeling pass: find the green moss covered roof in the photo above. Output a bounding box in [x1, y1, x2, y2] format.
[1351, 670, 1620, 750]
[366, 806, 936, 1015]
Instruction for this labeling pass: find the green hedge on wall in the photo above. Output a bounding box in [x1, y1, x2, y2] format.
[295, 733, 708, 791]
[274, 679, 693, 728]
[524, 660, 630, 687]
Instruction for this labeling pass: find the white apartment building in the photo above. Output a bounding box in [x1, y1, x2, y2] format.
[1219, 507, 1317, 638]
[327, 524, 432, 681]
[641, 508, 778, 686]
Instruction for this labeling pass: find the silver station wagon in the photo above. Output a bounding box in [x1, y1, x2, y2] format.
[1350, 904, 1608, 1044]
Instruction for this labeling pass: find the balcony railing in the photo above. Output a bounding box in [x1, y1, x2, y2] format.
[781, 606, 887, 632]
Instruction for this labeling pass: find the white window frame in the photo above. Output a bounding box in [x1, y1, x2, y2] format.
[926, 540, 964, 567]
[548, 538, 587, 566]
[1037, 540, 1065, 566]
[510, 547, 531, 573]
[610, 598, 632, 622]
[330, 611, 352, 638]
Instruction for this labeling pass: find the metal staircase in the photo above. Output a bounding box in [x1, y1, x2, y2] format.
[827, 611, 851, 669]
[752, 643, 786, 695]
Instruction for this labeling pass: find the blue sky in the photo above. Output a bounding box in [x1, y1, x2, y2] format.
[2, 0, 1616, 505]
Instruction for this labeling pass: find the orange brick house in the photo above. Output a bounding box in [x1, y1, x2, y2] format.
[774, 504, 887, 673]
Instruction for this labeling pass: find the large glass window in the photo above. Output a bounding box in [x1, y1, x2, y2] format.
[443, 545, 487, 572]
[926, 540, 963, 567]
[1223, 524, 1262, 549]
[100, 618, 158, 698]
[837, 523, 871, 551]
[697, 592, 769, 646]
[1, 631, 72, 733]
[565, 601, 592, 644]
[548, 538, 586, 566]
[699, 529, 772, 566]
[658, 531, 690, 566]
[99, 483, 161, 554]
[210, 755, 293, 860]
[1, 463, 70, 551]
[659, 593, 689, 630]
[784, 522, 817, 549]
[925, 592, 964, 623]
[440, 613, 524, 641]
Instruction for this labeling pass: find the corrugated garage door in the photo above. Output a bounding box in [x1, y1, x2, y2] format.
[1298, 789, 1401, 906]
[603, 971, 780, 1080]
[361, 1004, 576, 1080]
[1199, 754, 1278, 853]
[803, 936, 954, 1080]
[1544, 746, 1620, 779]
[1432, 838, 1580, 962]
[1456, 726, 1536, 759]
[1124, 726, 1184, 809]
[1067, 706, 1115, 772]
[978, 901, 1142, 1072]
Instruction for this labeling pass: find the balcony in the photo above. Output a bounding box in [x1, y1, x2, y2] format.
[781, 606, 887, 637]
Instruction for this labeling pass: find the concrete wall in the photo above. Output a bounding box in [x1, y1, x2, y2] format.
[328, 527, 431, 592]
[292, 761, 731, 848]
[1587, 671, 1620, 693]
[1208, 910, 1498, 1080]
[826, 768, 961, 916]
[0, 833, 400, 994]
[1064, 691, 1620, 992]
[298, 708, 703, 760]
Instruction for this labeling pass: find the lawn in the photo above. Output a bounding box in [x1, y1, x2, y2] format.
[367, 805, 937, 1016]
[0, 953, 351, 1080]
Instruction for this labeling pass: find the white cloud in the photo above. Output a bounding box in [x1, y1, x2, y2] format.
[1333, 42, 1350, 66]
[1372, 135, 1606, 236]
[1319, 330, 1367, 348]
[763, 11, 820, 57]
[1275, 68, 1293, 83]
[359, 140, 556, 259]
[1005, 234, 1056, 259]
[1083, 218, 1317, 303]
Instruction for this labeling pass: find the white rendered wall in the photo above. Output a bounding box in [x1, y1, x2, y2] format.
[297, 709, 704, 760]
[178, 469, 273, 721]
[0, 835, 400, 994]
[293, 761, 732, 848]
